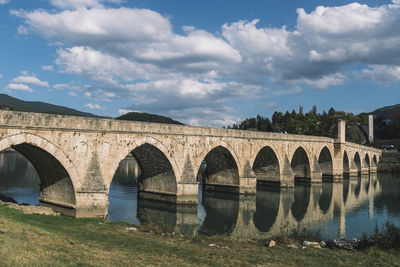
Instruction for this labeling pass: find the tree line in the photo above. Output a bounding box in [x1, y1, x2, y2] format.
[226, 106, 371, 144]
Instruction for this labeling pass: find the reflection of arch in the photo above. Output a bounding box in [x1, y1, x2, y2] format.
[253, 146, 281, 185]
[318, 146, 333, 179]
[354, 152, 361, 175]
[107, 137, 179, 193]
[200, 191, 239, 234]
[343, 178, 349, 204]
[343, 151, 350, 176]
[253, 188, 280, 232]
[318, 182, 333, 214]
[201, 145, 239, 187]
[291, 185, 310, 221]
[373, 155, 377, 166]
[0, 133, 77, 206]
[291, 146, 311, 182]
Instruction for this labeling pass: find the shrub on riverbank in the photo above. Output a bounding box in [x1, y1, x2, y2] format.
[361, 221, 400, 249]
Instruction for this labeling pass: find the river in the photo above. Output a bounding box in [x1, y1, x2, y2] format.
[0, 151, 399, 239]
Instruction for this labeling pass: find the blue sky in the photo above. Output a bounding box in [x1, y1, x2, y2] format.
[0, 0, 399, 126]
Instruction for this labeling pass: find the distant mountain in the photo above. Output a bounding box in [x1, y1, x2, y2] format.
[117, 112, 183, 125]
[372, 104, 400, 119]
[0, 94, 98, 117]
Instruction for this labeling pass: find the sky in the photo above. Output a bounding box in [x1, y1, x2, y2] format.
[0, 0, 399, 127]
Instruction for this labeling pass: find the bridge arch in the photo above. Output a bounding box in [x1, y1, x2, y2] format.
[354, 152, 362, 175]
[318, 146, 333, 179]
[291, 146, 311, 182]
[252, 145, 281, 185]
[343, 150, 350, 176]
[107, 137, 179, 194]
[196, 142, 240, 187]
[0, 133, 78, 206]
[364, 153, 370, 171]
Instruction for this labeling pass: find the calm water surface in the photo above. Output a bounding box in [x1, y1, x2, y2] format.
[1, 151, 400, 239]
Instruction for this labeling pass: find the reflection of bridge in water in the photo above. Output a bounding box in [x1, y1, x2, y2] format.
[138, 174, 381, 238]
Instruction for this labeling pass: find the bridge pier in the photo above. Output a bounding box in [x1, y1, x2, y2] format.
[139, 182, 199, 205]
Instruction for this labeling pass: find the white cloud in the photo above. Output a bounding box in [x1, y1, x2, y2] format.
[85, 103, 102, 109]
[68, 91, 79, 97]
[12, 1, 400, 125]
[267, 102, 281, 111]
[48, 0, 123, 9]
[0, 0, 9, 5]
[17, 25, 28, 35]
[0, 74, 3, 79]
[118, 108, 134, 115]
[359, 65, 400, 83]
[41, 65, 54, 71]
[11, 75, 49, 87]
[5, 83, 34, 92]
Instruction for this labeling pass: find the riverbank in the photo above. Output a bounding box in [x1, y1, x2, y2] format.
[0, 204, 399, 266]
[378, 151, 400, 173]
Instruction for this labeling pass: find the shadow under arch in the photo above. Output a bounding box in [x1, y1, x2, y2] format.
[198, 145, 239, 192]
[354, 152, 362, 176]
[291, 146, 311, 183]
[0, 133, 77, 215]
[318, 146, 333, 180]
[373, 155, 377, 166]
[343, 151, 350, 177]
[365, 154, 370, 171]
[252, 146, 281, 187]
[112, 142, 178, 198]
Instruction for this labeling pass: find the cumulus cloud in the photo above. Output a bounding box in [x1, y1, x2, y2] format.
[359, 65, 400, 83]
[12, 1, 400, 125]
[17, 25, 28, 35]
[48, 0, 123, 9]
[11, 75, 49, 87]
[85, 103, 102, 109]
[68, 91, 79, 97]
[0, 0, 9, 5]
[5, 83, 34, 92]
[41, 65, 54, 71]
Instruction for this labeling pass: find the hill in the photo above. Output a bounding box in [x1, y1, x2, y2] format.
[372, 104, 400, 119]
[0, 94, 98, 118]
[117, 112, 183, 125]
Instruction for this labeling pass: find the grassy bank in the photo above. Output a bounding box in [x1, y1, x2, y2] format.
[378, 151, 400, 173]
[0, 205, 400, 266]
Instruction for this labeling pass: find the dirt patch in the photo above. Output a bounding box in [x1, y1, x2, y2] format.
[0, 200, 59, 216]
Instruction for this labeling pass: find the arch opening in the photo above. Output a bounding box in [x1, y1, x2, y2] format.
[354, 152, 362, 176]
[291, 147, 311, 183]
[365, 154, 370, 171]
[253, 146, 280, 187]
[0, 143, 76, 213]
[318, 147, 333, 180]
[343, 151, 350, 178]
[198, 146, 239, 191]
[108, 142, 178, 223]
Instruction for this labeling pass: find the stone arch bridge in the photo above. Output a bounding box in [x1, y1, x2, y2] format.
[0, 111, 381, 217]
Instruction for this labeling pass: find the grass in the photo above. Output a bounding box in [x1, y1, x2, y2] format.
[0, 204, 400, 266]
